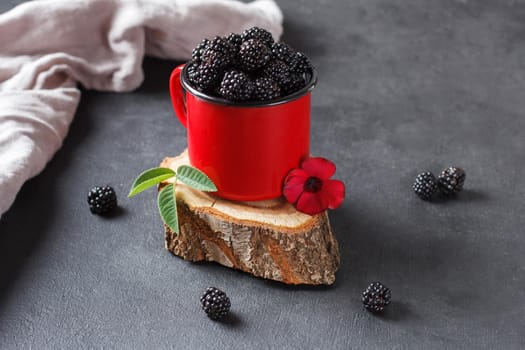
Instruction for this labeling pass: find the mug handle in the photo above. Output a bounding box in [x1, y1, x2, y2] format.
[169, 64, 187, 128]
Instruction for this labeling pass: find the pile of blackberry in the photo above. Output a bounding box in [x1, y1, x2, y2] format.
[186, 27, 313, 102]
[413, 167, 466, 200]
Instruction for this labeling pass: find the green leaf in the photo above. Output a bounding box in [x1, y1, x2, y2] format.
[176, 165, 217, 192]
[128, 167, 176, 197]
[157, 183, 178, 233]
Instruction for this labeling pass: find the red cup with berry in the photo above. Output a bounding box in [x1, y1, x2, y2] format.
[170, 27, 317, 201]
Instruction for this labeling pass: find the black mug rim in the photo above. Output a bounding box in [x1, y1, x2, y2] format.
[180, 63, 317, 108]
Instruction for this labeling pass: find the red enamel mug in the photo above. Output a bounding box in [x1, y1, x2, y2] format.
[169, 63, 317, 201]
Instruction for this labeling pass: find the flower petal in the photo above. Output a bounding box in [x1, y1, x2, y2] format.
[283, 169, 308, 204]
[320, 179, 345, 209]
[301, 157, 336, 180]
[296, 191, 327, 215]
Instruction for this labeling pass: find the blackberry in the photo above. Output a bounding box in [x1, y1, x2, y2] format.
[201, 49, 231, 70]
[225, 33, 242, 68]
[226, 32, 242, 51]
[193, 61, 223, 92]
[219, 70, 254, 101]
[438, 167, 466, 196]
[290, 51, 312, 75]
[281, 73, 305, 95]
[263, 59, 292, 86]
[88, 185, 117, 215]
[191, 39, 210, 62]
[271, 42, 295, 64]
[413, 172, 438, 200]
[253, 77, 281, 101]
[200, 287, 231, 320]
[362, 282, 391, 313]
[205, 36, 235, 57]
[239, 39, 271, 71]
[185, 60, 200, 85]
[199, 36, 235, 69]
[241, 26, 274, 47]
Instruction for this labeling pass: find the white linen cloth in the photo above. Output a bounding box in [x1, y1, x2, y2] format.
[0, 0, 283, 217]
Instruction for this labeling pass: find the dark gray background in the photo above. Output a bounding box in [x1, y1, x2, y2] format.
[1, 0, 524, 349]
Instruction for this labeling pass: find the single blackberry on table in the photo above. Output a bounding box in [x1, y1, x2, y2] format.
[263, 59, 292, 87]
[241, 26, 274, 47]
[271, 42, 295, 64]
[200, 287, 231, 320]
[281, 72, 305, 95]
[253, 77, 281, 101]
[413, 171, 438, 200]
[219, 70, 254, 101]
[362, 282, 391, 313]
[438, 167, 466, 196]
[290, 51, 312, 75]
[191, 38, 210, 62]
[88, 185, 117, 215]
[239, 39, 271, 71]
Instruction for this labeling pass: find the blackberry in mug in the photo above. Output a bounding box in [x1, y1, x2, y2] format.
[185, 26, 313, 102]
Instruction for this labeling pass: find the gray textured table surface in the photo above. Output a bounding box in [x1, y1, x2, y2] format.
[1, 1, 524, 349]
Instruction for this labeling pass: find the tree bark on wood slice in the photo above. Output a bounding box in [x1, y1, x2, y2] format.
[159, 150, 340, 285]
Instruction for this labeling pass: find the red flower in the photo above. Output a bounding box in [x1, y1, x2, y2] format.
[283, 157, 345, 215]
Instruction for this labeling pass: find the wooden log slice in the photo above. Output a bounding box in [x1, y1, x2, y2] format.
[160, 150, 340, 285]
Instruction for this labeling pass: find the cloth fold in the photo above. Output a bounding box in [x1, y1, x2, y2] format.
[0, 0, 283, 217]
